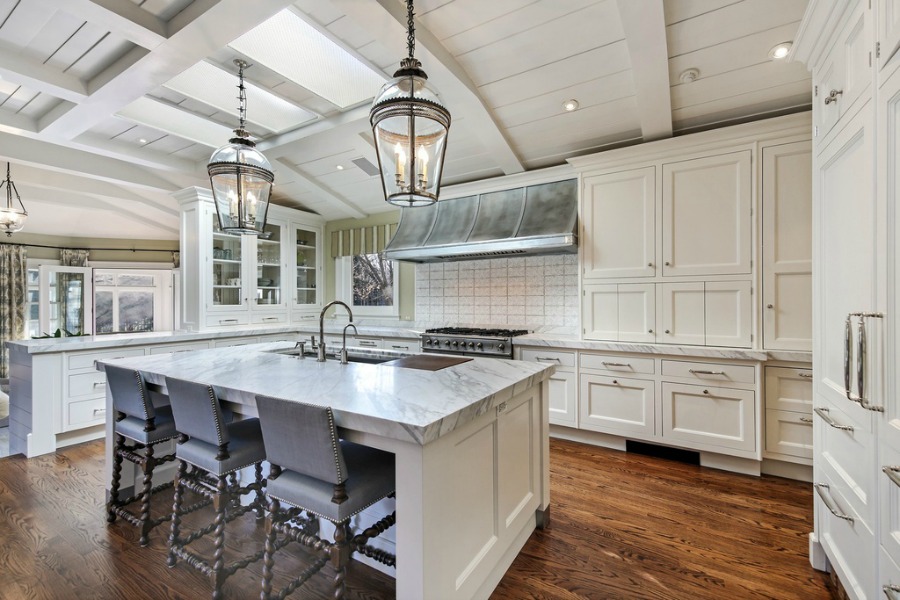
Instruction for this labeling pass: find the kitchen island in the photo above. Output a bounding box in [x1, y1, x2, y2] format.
[96, 342, 553, 600]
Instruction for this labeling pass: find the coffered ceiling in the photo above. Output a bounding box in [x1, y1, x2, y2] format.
[0, 0, 811, 239]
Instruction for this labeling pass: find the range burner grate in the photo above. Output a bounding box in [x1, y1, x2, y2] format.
[425, 327, 529, 337]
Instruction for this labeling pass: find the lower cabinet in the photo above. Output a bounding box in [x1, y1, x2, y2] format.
[764, 366, 813, 463]
[579, 374, 655, 437]
[520, 349, 576, 426]
[661, 382, 755, 455]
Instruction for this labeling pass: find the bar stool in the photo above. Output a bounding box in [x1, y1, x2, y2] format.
[106, 364, 179, 547]
[255, 394, 396, 600]
[165, 377, 267, 600]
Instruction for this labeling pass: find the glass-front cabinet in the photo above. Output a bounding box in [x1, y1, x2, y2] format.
[293, 223, 321, 313]
[211, 215, 244, 308]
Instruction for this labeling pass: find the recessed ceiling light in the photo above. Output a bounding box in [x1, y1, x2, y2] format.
[138, 138, 148, 144]
[679, 68, 700, 83]
[769, 42, 792, 60]
[336, 165, 344, 170]
[563, 99, 579, 112]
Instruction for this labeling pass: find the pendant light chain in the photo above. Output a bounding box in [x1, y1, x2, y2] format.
[406, 0, 416, 60]
[237, 61, 248, 136]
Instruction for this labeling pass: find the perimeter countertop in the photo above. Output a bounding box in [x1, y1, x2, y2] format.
[96, 342, 553, 446]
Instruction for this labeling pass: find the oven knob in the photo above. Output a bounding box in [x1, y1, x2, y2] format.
[451, 341, 458, 348]
[425, 339, 432, 346]
[476, 342, 483, 350]
[444, 340, 451, 346]
[497, 343, 505, 351]
[467, 342, 475, 349]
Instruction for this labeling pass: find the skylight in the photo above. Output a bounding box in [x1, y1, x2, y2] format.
[116, 97, 233, 148]
[164, 61, 317, 133]
[228, 9, 385, 109]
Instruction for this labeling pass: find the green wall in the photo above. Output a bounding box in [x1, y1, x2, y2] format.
[2, 232, 178, 263]
[324, 210, 417, 322]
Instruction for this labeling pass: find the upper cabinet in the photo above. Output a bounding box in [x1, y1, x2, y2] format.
[175, 187, 324, 330]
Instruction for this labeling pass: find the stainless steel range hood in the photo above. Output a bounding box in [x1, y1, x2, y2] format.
[384, 179, 577, 263]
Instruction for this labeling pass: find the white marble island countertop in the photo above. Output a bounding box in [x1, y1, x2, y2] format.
[96, 342, 553, 446]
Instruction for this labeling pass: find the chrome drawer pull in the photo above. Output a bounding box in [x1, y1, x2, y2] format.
[798, 372, 813, 379]
[885, 584, 900, 599]
[601, 361, 630, 367]
[799, 416, 813, 424]
[93, 381, 106, 388]
[883, 466, 900, 489]
[814, 483, 853, 523]
[844, 315, 857, 403]
[814, 407, 853, 431]
[263, 317, 278, 321]
[219, 319, 239, 324]
[358, 340, 377, 347]
[391, 345, 408, 350]
[536, 357, 562, 363]
[689, 369, 726, 376]
[93, 408, 106, 416]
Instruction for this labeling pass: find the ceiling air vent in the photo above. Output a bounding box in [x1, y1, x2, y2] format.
[352, 157, 381, 176]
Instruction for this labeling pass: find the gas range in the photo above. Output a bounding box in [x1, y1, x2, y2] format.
[421, 327, 529, 358]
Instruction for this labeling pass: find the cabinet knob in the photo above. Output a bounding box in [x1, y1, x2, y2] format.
[612, 380, 618, 385]
[648, 262, 653, 267]
[665, 329, 670, 334]
[703, 389, 710, 395]
[767, 304, 774, 309]
[648, 329, 653, 333]
[824, 89, 843, 105]
[664, 261, 671, 266]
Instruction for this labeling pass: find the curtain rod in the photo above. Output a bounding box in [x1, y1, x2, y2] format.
[0, 241, 176, 253]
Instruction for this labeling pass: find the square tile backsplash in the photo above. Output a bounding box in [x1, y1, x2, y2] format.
[414, 255, 579, 334]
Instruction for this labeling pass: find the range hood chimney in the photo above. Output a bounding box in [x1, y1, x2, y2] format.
[384, 179, 577, 263]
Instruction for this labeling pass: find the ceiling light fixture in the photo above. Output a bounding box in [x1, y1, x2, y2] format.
[138, 138, 148, 144]
[336, 165, 344, 170]
[769, 42, 792, 60]
[563, 99, 579, 112]
[207, 60, 274, 236]
[0, 162, 27, 237]
[680, 68, 700, 84]
[370, 0, 451, 207]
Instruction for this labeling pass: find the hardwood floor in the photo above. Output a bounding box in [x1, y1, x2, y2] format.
[0, 438, 831, 599]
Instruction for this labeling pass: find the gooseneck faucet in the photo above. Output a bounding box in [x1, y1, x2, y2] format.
[340, 323, 359, 364]
[318, 300, 354, 362]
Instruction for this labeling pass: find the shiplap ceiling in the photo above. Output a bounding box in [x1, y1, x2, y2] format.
[0, 0, 811, 240]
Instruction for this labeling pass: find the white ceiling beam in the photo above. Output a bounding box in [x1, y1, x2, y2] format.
[56, 0, 167, 49]
[258, 105, 372, 156]
[615, 0, 673, 141]
[275, 158, 367, 219]
[71, 132, 205, 176]
[332, 0, 525, 175]
[0, 49, 88, 103]
[38, 0, 296, 141]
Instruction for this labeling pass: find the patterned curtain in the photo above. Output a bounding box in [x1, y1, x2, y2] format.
[0, 244, 27, 378]
[58, 249, 90, 335]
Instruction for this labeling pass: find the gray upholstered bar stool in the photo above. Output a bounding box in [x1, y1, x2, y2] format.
[106, 364, 179, 547]
[255, 394, 396, 600]
[164, 376, 267, 600]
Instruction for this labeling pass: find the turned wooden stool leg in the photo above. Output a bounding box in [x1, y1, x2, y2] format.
[107, 434, 125, 523]
[211, 474, 228, 600]
[331, 520, 352, 600]
[138, 443, 155, 546]
[167, 460, 187, 568]
[254, 462, 265, 521]
[260, 497, 280, 600]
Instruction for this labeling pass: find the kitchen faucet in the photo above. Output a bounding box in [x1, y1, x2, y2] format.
[318, 300, 353, 362]
[340, 323, 359, 364]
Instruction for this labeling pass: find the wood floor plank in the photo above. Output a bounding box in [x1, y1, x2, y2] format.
[0, 438, 832, 599]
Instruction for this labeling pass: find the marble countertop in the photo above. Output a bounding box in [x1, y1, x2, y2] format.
[96, 342, 553, 446]
[516, 333, 812, 363]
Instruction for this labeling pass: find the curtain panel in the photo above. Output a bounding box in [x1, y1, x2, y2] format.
[58, 249, 90, 336]
[0, 244, 27, 379]
[330, 223, 398, 259]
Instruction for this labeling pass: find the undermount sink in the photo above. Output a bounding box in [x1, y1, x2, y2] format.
[267, 346, 407, 365]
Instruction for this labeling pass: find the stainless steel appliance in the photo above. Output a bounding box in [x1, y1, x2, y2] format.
[421, 327, 529, 359]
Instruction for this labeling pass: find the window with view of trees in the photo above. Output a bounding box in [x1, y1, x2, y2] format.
[338, 252, 398, 317]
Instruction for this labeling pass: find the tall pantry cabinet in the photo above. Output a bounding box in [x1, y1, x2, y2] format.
[794, 0, 898, 597]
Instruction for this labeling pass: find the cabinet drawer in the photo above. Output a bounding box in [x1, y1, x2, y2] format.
[661, 382, 755, 454]
[816, 402, 876, 526]
[204, 313, 250, 328]
[765, 367, 813, 413]
[661, 359, 755, 384]
[68, 371, 108, 399]
[67, 348, 144, 371]
[383, 339, 418, 352]
[521, 349, 576, 369]
[580, 353, 654, 375]
[251, 312, 288, 325]
[64, 396, 107, 431]
[352, 337, 383, 349]
[148, 342, 211, 354]
[764, 409, 813, 461]
[579, 374, 655, 437]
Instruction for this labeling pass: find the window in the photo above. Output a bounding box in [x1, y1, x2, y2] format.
[336, 253, 399, 317]
[93, 269, 173, 334]
[25, 259, 59, 338]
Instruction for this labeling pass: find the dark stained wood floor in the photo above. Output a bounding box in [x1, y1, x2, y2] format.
[0, 438, 832, 600]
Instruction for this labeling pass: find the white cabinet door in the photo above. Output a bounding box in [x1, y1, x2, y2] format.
[880, 0, 900, 69]
[661, 382, 756, 454]
[661, 151, 751, 277]
[704, 281, 752, 348]
[582, 284, 618, 340]
[291, 222, 322, 315]
[837, 0, 872, 115]
[547, 369, 577, 427]
[579, 374, 655, 437]
[581, 167, 656, 279]
[658, 282, 704, 345]
[617, 284, 656, 343]
[762, 141, 813, 351]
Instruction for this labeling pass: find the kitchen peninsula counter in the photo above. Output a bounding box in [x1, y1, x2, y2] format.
[97, 342, 553, 600]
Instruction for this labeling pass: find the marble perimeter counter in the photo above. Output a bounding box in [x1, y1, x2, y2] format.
[97, 342, 554, 600]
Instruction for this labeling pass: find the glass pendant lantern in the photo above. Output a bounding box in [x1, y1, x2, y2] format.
[370, 0, 450, 207]
[208, 59, 274, 235]
[0, 162, 27, 237]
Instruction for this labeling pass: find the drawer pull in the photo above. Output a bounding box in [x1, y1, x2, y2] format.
[799, 416, 813, 424]
[93, 381, 107, 388]
[813, 483, 853, 523]
[263, 317, 279, 322]
[93, 408, 106, 416]
[601, 361, 630, 368]
[882, 466, 900, 489]
[689, 369, 726, 376]
[702, 389, 710, 395]
[358, 340, 377, 347]
[391, 345, 408, 350]
[536, 357, 562, 363]
[219, 319, 239, 324]
[798, 372, 813, 378]
[813, 407, 853, 431]
[885, 584, 900, 599]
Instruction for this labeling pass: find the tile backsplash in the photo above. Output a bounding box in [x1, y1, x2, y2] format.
[414, 255, 579, 334]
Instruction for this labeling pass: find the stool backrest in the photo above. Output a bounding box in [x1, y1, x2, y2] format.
[165, 377, 230, 446]
[106, 365, 155, 420]
[256, 395, 347, 485]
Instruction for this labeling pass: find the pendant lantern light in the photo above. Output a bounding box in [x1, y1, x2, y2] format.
[207, 59, 274, 235]
[0, 162, 27, 237]
[370, 0, 451, 207]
